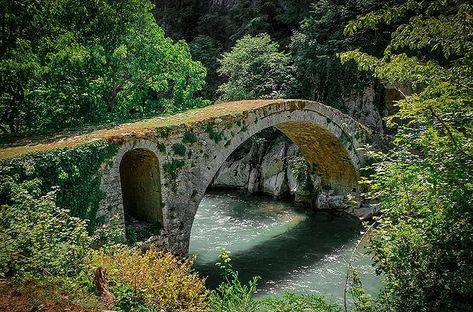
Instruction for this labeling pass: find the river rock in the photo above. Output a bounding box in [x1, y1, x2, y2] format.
[286, 145, 322, 204]
[260, 139, 288, 196]
[212, 157, 251, 187]
[317, 189, 349, 210]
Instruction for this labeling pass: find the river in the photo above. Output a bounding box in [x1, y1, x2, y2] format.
[189, 190, 381, 304]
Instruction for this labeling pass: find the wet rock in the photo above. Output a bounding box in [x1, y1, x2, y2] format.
[354, 201, 380, 220]
[316, 189, 349, 210]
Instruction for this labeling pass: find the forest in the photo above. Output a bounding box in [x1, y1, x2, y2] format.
[0, 0, 472, 311]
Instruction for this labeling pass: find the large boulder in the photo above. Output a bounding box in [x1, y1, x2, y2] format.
[286, 145, 321, 203]
[212, 158, 251, 187]
[260, 140, 288, 196]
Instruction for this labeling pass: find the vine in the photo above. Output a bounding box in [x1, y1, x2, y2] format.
[0, 140, 118, 231]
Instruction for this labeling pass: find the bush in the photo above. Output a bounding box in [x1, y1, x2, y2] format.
[86, 245, 210, 312]
[0, 179, 90, 277]
[209, 250, 259, 312]
[258, 292, 344, 312]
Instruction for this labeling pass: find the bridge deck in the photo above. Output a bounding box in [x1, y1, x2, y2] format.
[0, 99, 293, 161]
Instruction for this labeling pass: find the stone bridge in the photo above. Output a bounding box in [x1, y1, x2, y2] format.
[1, 99, 370, 254]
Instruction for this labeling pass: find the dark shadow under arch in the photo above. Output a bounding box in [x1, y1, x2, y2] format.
[119, 148, 163, 226]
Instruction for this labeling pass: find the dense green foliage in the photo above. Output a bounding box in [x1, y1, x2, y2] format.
[153, 0, 314, 100]
[152, 0, 312, 48]
[340, 0, 473, 310]
[0, 0, 206, 135]
[0, 141, 122, 279]
[152, 0, 389, 123]
[190, 36, 224, 100]
[291, 0, 391, 109]
[0, 182, 90, 277]
[0, 141, 118, 230]
[218, 34, 294, 101]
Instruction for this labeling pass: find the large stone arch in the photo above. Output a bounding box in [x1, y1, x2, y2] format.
[191, 104, 363, 205]
[178, 101, 366, 254]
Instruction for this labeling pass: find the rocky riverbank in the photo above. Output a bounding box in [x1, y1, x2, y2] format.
[209, 129, 378, 219]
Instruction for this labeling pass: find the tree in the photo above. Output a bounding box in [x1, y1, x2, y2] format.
[290, 0, 392, 110]
[0, 0, 206, 134]
[341, 0, 473, 310]
[190, 35, 223, 100]
[217, 34, 294, 101]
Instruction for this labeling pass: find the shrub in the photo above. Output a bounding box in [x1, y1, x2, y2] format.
[86, 245, 210, 312]
[0, 179, 90, 277]
[258, 292, 344, 312]
[209, 250, 260, 312]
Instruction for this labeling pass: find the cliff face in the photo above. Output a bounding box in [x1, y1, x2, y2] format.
[210, 131, 377, 219]
[209, 0, 239, 8]
[344, 83, 385, 132]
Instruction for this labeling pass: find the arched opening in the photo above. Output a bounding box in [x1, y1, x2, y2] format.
[120, 148, 163, 240]
[189, 126, 378, 300]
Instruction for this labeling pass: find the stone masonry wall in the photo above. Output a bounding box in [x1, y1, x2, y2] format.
[97, 100, 369, 254]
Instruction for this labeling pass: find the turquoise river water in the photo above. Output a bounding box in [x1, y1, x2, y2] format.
[189, 190, 381, 304]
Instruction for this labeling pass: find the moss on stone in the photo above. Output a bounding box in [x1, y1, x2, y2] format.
[171, 143, 186, 157]
[0, 140, 118, 231]
[157, 143, 166, 153]
[203, 122, 224, 143]
[156, 127, 172, 138]
[240, 125, 248, 133]
[182, 131, 198, 144]
[163, 159, 185, 179]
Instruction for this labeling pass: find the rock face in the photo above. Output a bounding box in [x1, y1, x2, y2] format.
[344, 83, 384, 132]
[210, 130, 376, 218]
[211, 134, 310, 199]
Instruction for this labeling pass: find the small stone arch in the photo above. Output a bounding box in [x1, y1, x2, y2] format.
[98, 140, 167, 237]
[119, 148, 163, 225]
